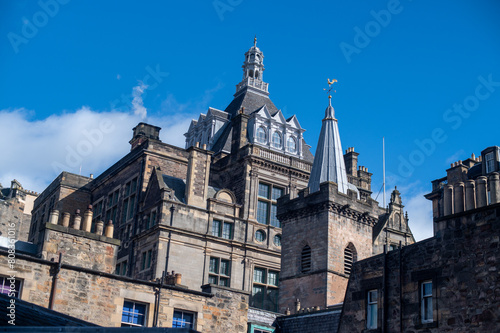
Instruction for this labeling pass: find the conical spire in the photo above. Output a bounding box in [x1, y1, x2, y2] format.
[308, 97, 350, 194]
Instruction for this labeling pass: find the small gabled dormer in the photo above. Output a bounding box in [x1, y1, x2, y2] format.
[247, 105, 306, 158]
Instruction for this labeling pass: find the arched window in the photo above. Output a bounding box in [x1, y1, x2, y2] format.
[344, 243, 357, 275]
[256, 127, 267, 143]
[249, 70, 254, 78]
[287, 137, 297, 153]
[272, 132, 282, 149]
[255, 70, 259, 79]
[301, 245, 311, 273]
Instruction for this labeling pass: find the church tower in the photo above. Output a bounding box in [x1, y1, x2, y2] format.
[277, 93, 381, 313]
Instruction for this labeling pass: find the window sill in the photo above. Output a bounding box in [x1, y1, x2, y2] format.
[415, 321, 437, 329]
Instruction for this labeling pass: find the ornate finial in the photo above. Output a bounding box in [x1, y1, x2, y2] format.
[323, 78, 338, 99]
[254, 35, 257, 47]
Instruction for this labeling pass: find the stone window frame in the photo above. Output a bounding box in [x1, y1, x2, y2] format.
[366, 289, 378, 329]
[0, 275, 22, 298]
[301, 245, 312, 273]
[91, 198, 105, 231]
[121, 300, 148, 327]
[255, 229, 266, 243]
[172, 309, 196, 329]
[121, 177, 138, 225]
[273, 234, 281, 247]
[251, 266, 279, 312]
[115, 256, 128, 276]
[141, 248, 153, 272]
[256, 182, 283, 227]
[105, 187, 120, 226]
[420, 280, 433, 324]
[208, 256, 231, 287]
[344, 243, 357, 275]
[211, 219, 234, 240]
[143, 207, 158, 231]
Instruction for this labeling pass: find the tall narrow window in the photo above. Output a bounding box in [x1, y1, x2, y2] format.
[421, 281, 433, 323]
[272, 132, 282, 149]
[257, 183, 283, 227]
[251, 267, 279, 312]
[485, 152, 495, 173]
[222, 222, 233, 240]
[344, 243, 357, 275]
[301, 245, 311, 273]
[256, 127, 267, 143]
[212, 220, 221, 237]
[367, 290, 378, 329]
[287, 136, 297, 153]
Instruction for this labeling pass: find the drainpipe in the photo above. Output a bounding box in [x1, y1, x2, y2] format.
[165, 205, 175, 273]
[153, 271, 165, 327]
[382, 250, 387, 333]
[48, 253, 62, 310]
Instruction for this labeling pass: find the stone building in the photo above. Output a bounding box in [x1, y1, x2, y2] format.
[277, 97, 414, 315]
[338, 147, 500, 332]
[20, 41, 416, 331]
[0, 180, 37, 242]
[0, 214, 248, 331]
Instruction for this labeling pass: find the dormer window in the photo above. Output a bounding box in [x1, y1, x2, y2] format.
[287, 137, 297, 153]
[272, 132, 282, 149]
[257, 127, 267, 143]
[485, 152, 495, 173]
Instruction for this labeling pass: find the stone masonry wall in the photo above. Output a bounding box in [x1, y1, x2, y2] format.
[339, 202, 500, 332]
[1, 252, 249, 332]
[0, 198, 31, 242]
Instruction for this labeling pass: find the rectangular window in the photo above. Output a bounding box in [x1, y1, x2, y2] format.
[209, 257, 231, 287]
[141, 252, 146, 271]
[121, 300, 147, 327]
[257, 201, 269, 224]
[121, 261, 128, 276]
[251, 267, 279, 312]
[151, 211, 157, 226]
[268, 271, 279, 287]
[485, 152, 495, 173]
[421, 281, 433, 323]
[172, 309, 195, 328]
[212, 220, 221, 237]
[258, 183, 270, 198]
[257, 182, 283, 227]
[222, 222, 233, 239]
[367, 289, 378, 329]
[0, 276, 22, 298]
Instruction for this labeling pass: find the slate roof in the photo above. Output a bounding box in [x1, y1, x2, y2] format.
[0, 292, 98, 326]
[224, 87, 279, 116]
[162, 175, 219, 202]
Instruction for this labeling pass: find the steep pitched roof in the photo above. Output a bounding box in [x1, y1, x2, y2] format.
[224, 87, 279, 116]
[308, 99, 353, 194]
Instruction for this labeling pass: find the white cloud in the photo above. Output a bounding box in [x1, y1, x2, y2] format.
[132, 82, 148, 119]
[404, 191, 434, 241]
[0, 108, 195, 194]
[445, 149, 466, 166]
[0, 84, 221, 194]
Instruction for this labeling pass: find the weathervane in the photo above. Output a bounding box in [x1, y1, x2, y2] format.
[324, 78, 338, 99]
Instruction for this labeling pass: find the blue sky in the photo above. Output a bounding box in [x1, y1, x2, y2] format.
[1, 0, 500, 240]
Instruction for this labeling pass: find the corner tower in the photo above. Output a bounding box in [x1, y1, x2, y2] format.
[278, 93, 380, 313]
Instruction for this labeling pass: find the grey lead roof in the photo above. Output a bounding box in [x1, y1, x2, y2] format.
[308, 99, 355, 194]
